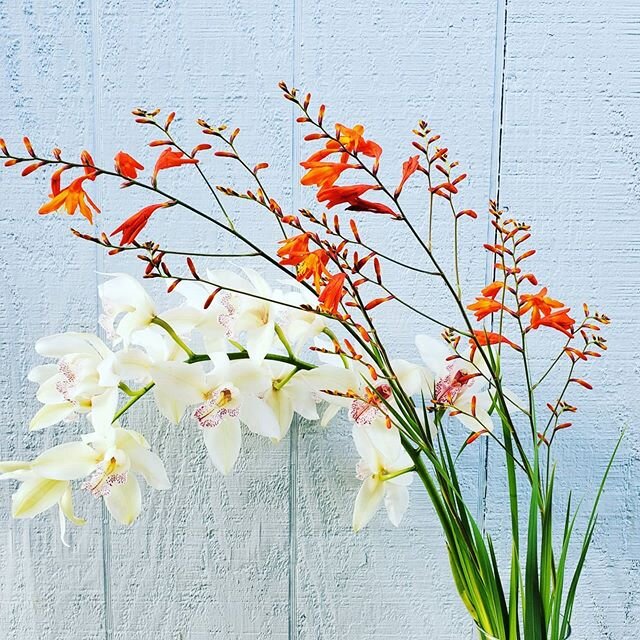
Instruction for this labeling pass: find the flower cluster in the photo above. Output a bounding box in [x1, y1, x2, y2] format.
[0, 266, 500, 534]
[0, 83, 613, 638]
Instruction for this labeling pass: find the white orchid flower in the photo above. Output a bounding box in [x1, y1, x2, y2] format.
[163, 270, 248, 357]
[192, 355, 279, 474]
[332, 359, 421, 427]
[416, 334, 493, 432]
[232, 268, 283, 363]
[352, 421, 414, 532]
[99, 273, 156, 345]
[280, 287, 327, 350]
[261, 363, 322, 441]
[29, 332, 127, 432]
[0, 426, 170, 526]
[119, 324, 208, 425]
[295, 361, 358, 426]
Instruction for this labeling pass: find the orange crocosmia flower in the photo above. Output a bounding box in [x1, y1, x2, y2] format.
[346, 196, 397, 216]
[316, 184, 399, 217]
[38, 174, 100, 223]
[467, 297, 504, 321]
[518, 287, 564, 325]
[317, 184, 378, 208]
[318, 272, 347, 314]
[152, 148, 198, 181]
[333, 124, 382, 162]
[481, 281, 504, 299]
[277, 232, 312, 265]
[531, 308, 575, 338]
[300, 161, 358, 188]
[395, 155, 421, 197]
[110, 202, 168, 245]
[472, 330, 520, 352]
[296, 249, 330, 293]
[114, 151, 144, 179]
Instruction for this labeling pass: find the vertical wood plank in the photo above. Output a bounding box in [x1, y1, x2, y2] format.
[89, 1, 295, 637]
[0, 1, 105, 637]
[293, 1, 499, 637]
[486, 0, 640, 637]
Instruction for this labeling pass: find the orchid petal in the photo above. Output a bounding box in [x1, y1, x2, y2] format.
[90, 388, 119, 433]
[245, 322, 275, 363]
[31, 442, 98, 480]
[240, 398, 280, 438]
[59, 485, 86, 526]
[202, 417, 242, 475]
[128, 447, 170, 490]
[415, 334, 451, 379]
[352, 476, 384, 532]
[35, 332, 109, 358]
[104, 473, 141, 525]
[12, 477, 68, 519]
[384, 483, 409, 527]
[29, 402, 75, 430]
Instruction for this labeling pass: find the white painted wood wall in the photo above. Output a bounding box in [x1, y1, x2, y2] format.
[0, 1, 638, 638]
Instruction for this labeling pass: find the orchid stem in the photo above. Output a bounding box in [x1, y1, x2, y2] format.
[275, 323, 295, 359]
[380, 466, 415, 482]
[151, 316, 195, 358]
[322, 327, 349, 368]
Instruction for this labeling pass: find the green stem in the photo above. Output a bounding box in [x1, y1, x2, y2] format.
[379, 466, 415, 482]
[274, 323, 295, 359]
[151, 316, 195, 358]
[273, 366, 300, 391]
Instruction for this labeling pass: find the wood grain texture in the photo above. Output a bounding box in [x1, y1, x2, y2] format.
[485, 1, 640, 638]
[0, 2, 106, 638]
[91, 2, 296, 638]
[0, 0, 638, 638]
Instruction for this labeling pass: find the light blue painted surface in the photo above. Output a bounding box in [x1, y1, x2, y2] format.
[0, 1, 637, 638]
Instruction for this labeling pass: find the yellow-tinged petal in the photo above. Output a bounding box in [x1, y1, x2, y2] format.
[12, 477, 68, 519]
[59, 485, 86, 526]
[31, 442, 99, 480]
[103, 474, 141, 525]
[29, 402, 75, 430]
[352, 476, 384, 532]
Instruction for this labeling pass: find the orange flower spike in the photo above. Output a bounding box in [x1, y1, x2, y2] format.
[364, 296, 394, 311]
[114, 151, 145, 179]
[110, 202, 170, 245]
[49, 166, 70, 196]
[318, 273, 347, 314]
[334, 123, 366, 153]
[152, 148, 198, 183]
[23, 136, 35, 157]
[570, 378, 593, 390]
[38, 174, 100, 223]
[465, 429, 489, 445]
[333, 123, 383, 168]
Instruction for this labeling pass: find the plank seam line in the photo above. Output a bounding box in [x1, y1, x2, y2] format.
[87, 1, 114, 638]
[477, 0, 509, 593]
[288, 0, 301, 637]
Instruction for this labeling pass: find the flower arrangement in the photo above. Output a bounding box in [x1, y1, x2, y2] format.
[0, 83, 619, 639]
